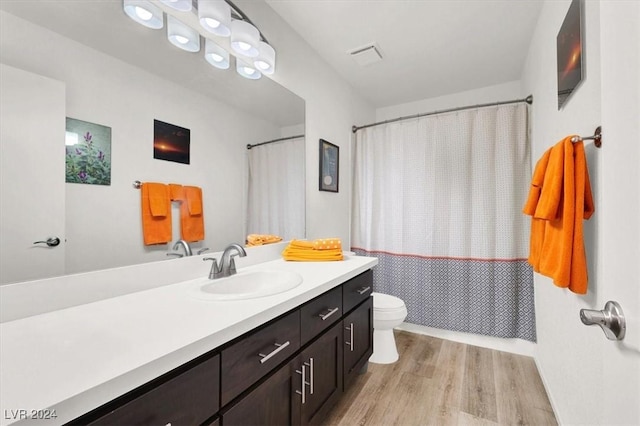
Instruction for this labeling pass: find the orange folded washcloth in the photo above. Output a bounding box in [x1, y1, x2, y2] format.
[246, 234, 283, 247]
[141, 182, 172, 245]
[180, 186, 204, 242]
[523, 136, 594, 294]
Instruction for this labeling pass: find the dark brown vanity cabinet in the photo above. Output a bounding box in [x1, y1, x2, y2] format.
[68, 269, 374, 426]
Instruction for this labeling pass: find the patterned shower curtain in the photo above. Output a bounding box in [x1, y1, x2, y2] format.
[351, 104, 535, 341]
[247, 137, 305, 240]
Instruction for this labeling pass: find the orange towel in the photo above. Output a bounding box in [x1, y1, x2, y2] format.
[180, 186, 204, 242]
[141, 182, 172, 245]
[246, 234, 283, 247]
[523, 136, 594, 294]
[282, 239, 344, 261]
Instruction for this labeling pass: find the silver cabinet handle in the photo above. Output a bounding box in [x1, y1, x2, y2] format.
[319, 307, 339, 321]
[295, 365, 307, 404]
[304, 357, 314, 395]
[357, 286, 371, 295]
[33, 237, 60, 247]
[258, 341, 290, 364]
[345, 323, 354, 352]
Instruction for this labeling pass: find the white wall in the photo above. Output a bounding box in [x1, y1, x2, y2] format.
[0, 11, 283, 275]
[522, 1, 640, 424]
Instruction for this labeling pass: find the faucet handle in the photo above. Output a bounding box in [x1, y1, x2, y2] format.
[197, 248, 210, 255]
[167, 252, 184, 258]
[203, 257, 222, 279]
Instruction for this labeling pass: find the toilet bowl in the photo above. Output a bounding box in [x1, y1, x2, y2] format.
[369, 292, 407, 364]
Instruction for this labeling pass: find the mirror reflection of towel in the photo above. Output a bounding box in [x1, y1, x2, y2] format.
[141, 182, 172, 245]
[181, 186, 204, 242]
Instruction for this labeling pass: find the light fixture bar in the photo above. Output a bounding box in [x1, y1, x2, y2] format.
[160, 0, 192, 12]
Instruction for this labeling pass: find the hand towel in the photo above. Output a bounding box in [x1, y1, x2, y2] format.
[523, 136, 594, 294]
[141, 182, 172, 245]
[180, 185, 204, 242]
[169, 183, 183, 201]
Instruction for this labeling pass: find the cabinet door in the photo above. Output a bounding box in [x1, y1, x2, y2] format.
[222, 359, 302, 426]
[343, 296, 373, 390]
[299, 321, 344, 425]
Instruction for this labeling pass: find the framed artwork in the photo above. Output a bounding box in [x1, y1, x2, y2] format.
[154, 119, 190, 164]
[557, 0, 583, 109]
[65, 117, 111, 185]
[319, 139, 339, 192]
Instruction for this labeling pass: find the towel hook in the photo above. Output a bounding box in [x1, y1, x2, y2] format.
[133, 180, 142, 189]
[571, 126, 602, 148]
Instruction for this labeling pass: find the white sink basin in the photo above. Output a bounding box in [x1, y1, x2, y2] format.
[189, 270, 303, 301]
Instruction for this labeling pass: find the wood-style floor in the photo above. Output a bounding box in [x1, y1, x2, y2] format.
[325, 331, 557, 426]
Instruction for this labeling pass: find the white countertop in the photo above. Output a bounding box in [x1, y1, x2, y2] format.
[0, 255, 377, 426]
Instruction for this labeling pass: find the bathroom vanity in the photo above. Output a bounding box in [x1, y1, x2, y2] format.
[0, 254, 377, 426]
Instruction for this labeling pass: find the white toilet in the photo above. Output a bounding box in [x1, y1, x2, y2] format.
[369, 292, 408, 364]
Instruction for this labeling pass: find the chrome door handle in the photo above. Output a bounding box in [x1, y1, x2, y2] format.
[319, 307, 339, 321]
[295, 364, 307, 404]
[33, 237, 60, 247]
[345, 323, 354, 352]
[304, 357, 314, 395]
[580, 301, 626, 341]
[357, 286, 371, 295]
[258, 341, 290, 364]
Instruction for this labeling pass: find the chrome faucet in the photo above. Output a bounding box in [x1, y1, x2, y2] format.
[172, 239, 193, 257]
[203, 243, 247, 279]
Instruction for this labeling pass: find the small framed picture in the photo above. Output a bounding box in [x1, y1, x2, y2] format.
[319, 139, 339, 192]
[557, 0, 584, 109]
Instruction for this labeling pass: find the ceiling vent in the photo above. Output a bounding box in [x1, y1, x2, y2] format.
[349, 43, 383, 67]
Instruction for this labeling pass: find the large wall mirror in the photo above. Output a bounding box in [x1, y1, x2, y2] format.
[0, 1, 305, 284]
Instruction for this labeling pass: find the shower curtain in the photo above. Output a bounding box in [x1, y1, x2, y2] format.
[247, 137, 305, 241]
[351, 104, 535, 341]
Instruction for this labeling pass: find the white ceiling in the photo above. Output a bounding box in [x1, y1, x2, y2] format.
[266, 0, 544, 108]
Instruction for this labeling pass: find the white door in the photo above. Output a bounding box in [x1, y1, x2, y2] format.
[0, 63, 66, 284]
[599, 2, 640, 424]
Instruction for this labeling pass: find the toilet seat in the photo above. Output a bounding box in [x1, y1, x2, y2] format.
[372, 292, 405, 310]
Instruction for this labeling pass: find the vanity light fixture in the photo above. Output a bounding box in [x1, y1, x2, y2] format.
[160, 0, 192, 12]
[254, 41, 276, 75]
[123, 0, 163, 29]
[167, 15, 201, 52]
[198, 0, 232, 37]
[122, 0, 276, 79]
[236, 59, 261, 80]
[205, 38, 230, 69]
[230, 19, 260, 58]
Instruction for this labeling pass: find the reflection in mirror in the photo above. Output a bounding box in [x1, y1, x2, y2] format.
[0, 1, 305, 284]
[246, 133, 306, 241]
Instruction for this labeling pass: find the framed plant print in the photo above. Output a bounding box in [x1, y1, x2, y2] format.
[65, 117, 111, 185]
[319, 139, 339, 192]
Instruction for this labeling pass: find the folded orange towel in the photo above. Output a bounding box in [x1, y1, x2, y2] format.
[141, 182, 172, 245]
[282, 239, 344, 262]
[180, 185, 204, 242]
[523, 136, 594, 294]
[246, 234, 283, 247]
[169, 183, 183, 201]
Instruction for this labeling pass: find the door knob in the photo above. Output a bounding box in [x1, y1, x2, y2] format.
[33, 237, 61, 247]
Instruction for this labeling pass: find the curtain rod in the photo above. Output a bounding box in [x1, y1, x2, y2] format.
[352, 95, 533, 134]
[246, 134, 305, 150]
